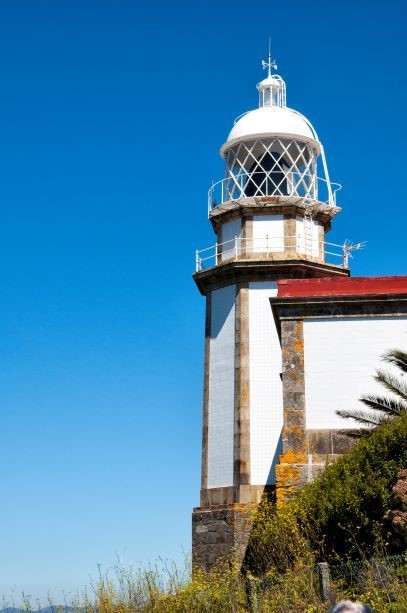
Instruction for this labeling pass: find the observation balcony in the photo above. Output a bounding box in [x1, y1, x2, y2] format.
[208, 171, 341, 213]
[195, 236, 358, 272]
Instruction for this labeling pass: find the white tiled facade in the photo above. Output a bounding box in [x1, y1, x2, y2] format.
[252, 214, 284, 252]
[304, 316, 407, 429]
[207, 285, 236, 488]
[221, 218, 241, 261]
[296, 216, 320, 257]
[248, 282, 283, 484]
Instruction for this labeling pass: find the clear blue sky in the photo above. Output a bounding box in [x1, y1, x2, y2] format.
[0, 0, 405, 603]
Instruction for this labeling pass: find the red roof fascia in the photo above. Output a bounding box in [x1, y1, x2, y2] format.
[277, 276, 407, 298]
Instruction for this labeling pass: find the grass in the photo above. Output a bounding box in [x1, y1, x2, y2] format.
[2, 554, 406, 613]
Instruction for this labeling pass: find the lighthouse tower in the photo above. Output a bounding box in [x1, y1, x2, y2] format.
[192, 54, 349, 570]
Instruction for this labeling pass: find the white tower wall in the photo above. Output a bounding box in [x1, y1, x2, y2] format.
[248, 282, 283, 484]
[206, 282, 284, 488]
[207, 285, 236, 488]
[221, 218, 242, 261]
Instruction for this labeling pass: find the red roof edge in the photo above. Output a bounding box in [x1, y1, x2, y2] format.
[277, 275, 407, 298]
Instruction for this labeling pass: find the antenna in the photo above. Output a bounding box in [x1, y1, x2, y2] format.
[342, 240, 367, 268]
[262, 38, 277, 77]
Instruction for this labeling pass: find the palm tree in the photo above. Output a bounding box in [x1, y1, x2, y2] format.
[336, 349, 407, 436]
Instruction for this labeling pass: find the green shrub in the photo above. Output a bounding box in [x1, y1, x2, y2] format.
[246, 413, 407, 575]
[295, 412, 407, 561]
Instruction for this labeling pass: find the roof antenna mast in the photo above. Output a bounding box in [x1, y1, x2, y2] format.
[262, 38, 277, 77]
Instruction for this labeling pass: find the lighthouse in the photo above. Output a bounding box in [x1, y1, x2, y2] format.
[191, 50, 407, 572]
[191, 52, 352, 570]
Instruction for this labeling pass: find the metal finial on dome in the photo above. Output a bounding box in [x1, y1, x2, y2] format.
[261, 38, 277, 78]
[257, 42, 286, 109]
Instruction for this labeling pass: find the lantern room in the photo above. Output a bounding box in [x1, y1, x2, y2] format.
[209, 56, 339, 211]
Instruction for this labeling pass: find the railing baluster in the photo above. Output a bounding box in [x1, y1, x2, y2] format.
[206, 175, 342, 209]
[195, 235, 352, 271]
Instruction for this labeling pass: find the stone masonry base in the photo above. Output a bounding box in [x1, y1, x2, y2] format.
[192, 503, 255, 572]
[275, 429, 358, 507]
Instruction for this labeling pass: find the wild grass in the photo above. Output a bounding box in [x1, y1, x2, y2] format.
[3, 554, 406, 613]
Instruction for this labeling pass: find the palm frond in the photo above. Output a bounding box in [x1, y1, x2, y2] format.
[374, 368, 407, 401]
[336, 408, 384, 427]
[359, 394, 407, 417]
[337, 347, 407, 432]
[381, 349, 407, 374]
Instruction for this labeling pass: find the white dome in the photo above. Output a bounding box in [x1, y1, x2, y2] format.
[220, 106, 321, 157]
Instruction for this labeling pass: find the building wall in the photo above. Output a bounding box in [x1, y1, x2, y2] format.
[303, 316, 407, 430]
[207, 285, 236, 488]
[248, 281, 283, 484]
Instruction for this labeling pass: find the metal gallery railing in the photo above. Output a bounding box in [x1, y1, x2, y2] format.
[208, 172, 342, 213]
[195, 236, 362, 272]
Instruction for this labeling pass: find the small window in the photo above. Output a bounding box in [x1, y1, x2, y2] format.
[264, 88, 272, 106]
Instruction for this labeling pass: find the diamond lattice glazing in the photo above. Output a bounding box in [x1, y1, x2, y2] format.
[224, 138, 317, 201]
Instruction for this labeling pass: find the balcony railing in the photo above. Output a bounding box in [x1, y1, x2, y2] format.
[195, 236, 360, 272]
[208, 172, 342, 213]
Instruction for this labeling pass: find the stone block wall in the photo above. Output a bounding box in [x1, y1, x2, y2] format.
[274, 316, 359, 505]
[192, 503, 255, 572]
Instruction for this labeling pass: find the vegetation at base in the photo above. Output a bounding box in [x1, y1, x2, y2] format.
[4, 556, 407, 612]
[297, 410, 407, 559]
[246, 412, 407, 577]
[86, 558, 407, 612]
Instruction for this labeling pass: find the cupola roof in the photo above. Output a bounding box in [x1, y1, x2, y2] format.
[221, 106, 320, 156]
[220, 50, 321, 157]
